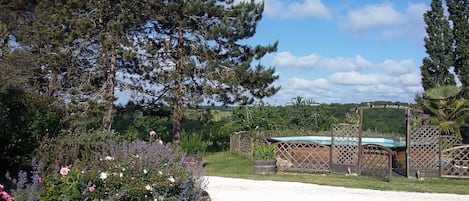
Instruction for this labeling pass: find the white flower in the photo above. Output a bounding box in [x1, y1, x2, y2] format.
[143, 169, 148, 174]
[168, 176, 175, 183]
[104, 156, 114, 160]
[119, 172, 123, 178]
[158, 171, 163, 175]
[145, 185, 153, 191]
[100, 172, 108, 180]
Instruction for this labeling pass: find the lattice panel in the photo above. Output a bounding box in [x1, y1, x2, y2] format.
[441, 145, 469, 178]
[410, 126, 440, 169]
[331, 124, 359, 165]
[361, 144, 392, 179]
[275, 141, 330, 173]
[440, 135, 462, 151]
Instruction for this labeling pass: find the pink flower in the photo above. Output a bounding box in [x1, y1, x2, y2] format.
[0, 184, 3, 192]
[0, 191, 12, 201]
[88, 184, 96, 193]
[60, 166, 70, 176]
[149, 130, 156, 137]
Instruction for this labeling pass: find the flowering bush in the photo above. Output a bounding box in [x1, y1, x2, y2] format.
[0, 184, 12, 201]
[9, 140, 206, 200]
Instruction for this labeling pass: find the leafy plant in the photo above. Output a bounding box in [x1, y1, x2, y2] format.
[9, 140, 207, 200]
[422, 85, 469, 138]
[180, 132, 207, 156]
[253, 144, 276, 161]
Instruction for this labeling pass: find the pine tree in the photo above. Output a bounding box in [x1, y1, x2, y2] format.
[447, 0, 469, 98]
[128, 0, 280, 144]
[420, 0, 456, 90]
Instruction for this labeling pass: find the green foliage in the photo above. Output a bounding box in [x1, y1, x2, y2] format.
[10, 140, 206, 200]
[0, 88, 64, 184]
[253, 144, 276, 161]
[230, 101, 339, 133]
[420, 0, 456, 90]
[34, 130, 121, 172]
[124, 115, 172, 143]
[180, 132, 207, 156]
[447, 0, 469, 98]
[422, 85, 469, 138]
[362, 109, 406, 136]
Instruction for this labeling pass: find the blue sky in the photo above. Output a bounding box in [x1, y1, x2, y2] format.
[241, 0, 431, 105]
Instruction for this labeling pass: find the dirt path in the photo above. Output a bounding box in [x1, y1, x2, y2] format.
[205, 176, 469, 201]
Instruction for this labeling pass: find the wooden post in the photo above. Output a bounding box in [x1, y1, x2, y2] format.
[238, 134, 242, 155]
[388, 149, 393, 180]
[406, 109, 411, 178]
[357, 109, 364, 175]
[230, 135, 232, 153]
[250, 137, 255, 160]
[438, 133, 443, 178]
[330, 125, 334, 173]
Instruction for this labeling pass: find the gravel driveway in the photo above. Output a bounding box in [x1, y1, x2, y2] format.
[205, 176, 469, 201]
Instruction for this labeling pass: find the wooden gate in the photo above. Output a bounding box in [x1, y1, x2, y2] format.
[408, 125, 440, 178]
[331, 124, 360, 174]
[361, 144, 392, 180]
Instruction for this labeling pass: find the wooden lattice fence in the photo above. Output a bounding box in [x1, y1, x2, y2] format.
[361, 144, 392, 180]
[230, 131, 265, 159]
[331, 124, 360, 174]
[409, 125, 440, 178]
[440, 145, 469, 178]
[275, 141, 330, 173]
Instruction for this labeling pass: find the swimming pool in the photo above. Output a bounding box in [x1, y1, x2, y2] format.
[268, 136, 406, 148]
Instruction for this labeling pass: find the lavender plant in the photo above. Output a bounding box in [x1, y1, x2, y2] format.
[8, 140, 206, 201]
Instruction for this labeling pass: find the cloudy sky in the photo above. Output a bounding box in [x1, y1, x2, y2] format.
[243, 0, 430, 105]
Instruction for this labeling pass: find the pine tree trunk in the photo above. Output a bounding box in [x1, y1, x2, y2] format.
[46, 69, 57, 97]
[171, 25, 185, 145]
[103, 52, 116, 131]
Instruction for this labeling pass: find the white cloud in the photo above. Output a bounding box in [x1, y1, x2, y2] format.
[289, 77, 330, 90]
[342, 3, 404, 33]
[354, 84, 405, 94]
[399, 73, 421, 86]
[341, 3, 428, 39]
[380, 59, 414, 75]
[264, 0, 332, 20]
[273, 52, 319, 69]
[273, 52, 372, 71]
[330, 71, 380, 85]
[267, 77, 333, 104]
[268, 51, 424, 104]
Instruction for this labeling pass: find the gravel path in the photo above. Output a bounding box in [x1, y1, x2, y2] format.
[205, 176, 469, 201]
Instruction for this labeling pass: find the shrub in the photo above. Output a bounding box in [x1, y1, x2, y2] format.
[0, 89, 64, 185]
[34, 129, 121, 172]
[180, 132, 207, 156]
[253, 144, 276, 161]
[9, 140, 206, 201]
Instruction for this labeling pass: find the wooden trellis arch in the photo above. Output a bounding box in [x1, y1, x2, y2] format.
[352, 104, 414, 178]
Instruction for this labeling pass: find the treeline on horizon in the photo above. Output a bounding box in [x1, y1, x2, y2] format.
[114, 100, 412, 139]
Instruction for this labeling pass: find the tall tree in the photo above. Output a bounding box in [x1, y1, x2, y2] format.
[420, 0, 456, 90]
[447, 0, 469, 98]
[130, 0, 279, 144]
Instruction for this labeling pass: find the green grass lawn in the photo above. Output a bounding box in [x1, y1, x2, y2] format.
[203, 152, 469, 195]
